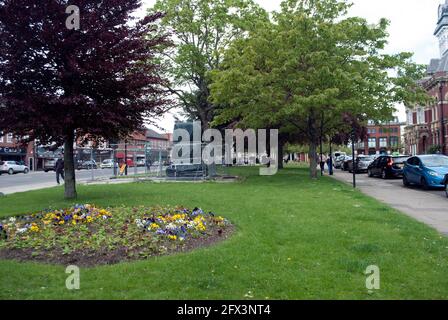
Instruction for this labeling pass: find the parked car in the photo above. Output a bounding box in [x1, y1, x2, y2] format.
[368, 155, 410, 179]
[341, 156, 353, 171]
[334, 155, 346, 169]
[43, 158, 58, 172]
[347, 155, 375, 173]
[0, 161, 29, 175]
[77, 160, 97, 170]
[136, 159, 146, 167]
[166, 164, 208, 177]
[100, 159, 116, 169]
[403, 155, 448, 189]
[444, 174, 448, 198]
[333, 151, 347, 159]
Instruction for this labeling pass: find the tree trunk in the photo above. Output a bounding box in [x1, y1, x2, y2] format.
[278, 142, 284, 170]
[64, 130, 77, 199]
[309, 140, 318, 179]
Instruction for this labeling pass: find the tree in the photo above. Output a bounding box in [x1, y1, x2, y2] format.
[210, 0, 428, 178]
[148, 0, 268, 128]
[0, 0, 170, 198]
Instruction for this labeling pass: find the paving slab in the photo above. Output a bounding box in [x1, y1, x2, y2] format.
[331, 170, 448, 235]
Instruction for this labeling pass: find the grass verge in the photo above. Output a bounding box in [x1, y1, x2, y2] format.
[0, 167, 447, 299]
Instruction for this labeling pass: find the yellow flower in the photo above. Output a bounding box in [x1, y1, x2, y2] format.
[150, 223, 159, 230]
[58, 220, 65, 225]
[72, 220, 77, 225]
[99, 209, 110, 216]
[30, 224, 40, 232]
[196, 223, 206, 232]
[168, 235, 177, 241]
[86, 216, 94, 223]
[43, 220, 51, 225]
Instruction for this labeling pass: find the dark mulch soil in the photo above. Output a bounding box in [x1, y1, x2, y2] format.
[0, 226, 235, 267]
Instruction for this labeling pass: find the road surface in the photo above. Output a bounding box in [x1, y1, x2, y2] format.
[332, 169, 448, 235]
[0, 167, 149, 195]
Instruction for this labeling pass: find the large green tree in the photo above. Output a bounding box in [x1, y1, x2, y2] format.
[210, 0, 428, 178]
[149, 0, 268, 128]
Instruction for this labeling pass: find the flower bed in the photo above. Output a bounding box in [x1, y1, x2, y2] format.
[0, 205, 233, 266]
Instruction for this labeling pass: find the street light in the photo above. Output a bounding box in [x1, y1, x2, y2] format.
[351, 130, 356, 188]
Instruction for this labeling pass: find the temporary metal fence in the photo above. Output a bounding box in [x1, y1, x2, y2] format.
[75, 142, 237, 182]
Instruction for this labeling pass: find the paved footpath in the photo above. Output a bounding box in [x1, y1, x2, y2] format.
[331, 170, 448, 235]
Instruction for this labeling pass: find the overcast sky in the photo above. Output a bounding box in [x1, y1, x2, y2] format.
[138, 0, 443, 132]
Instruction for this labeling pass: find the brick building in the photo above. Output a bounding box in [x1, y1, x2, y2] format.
[112, 129, 172, 165]
[0, 133, 35, 170]
[356, 118, 403, 155]
[404, 1, 448, 156]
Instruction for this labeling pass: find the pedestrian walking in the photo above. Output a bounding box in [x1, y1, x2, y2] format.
[55, 158, 64, 185]
[320, 154, 327, 174]
[326, 154, 333, 175]
[119, 162, 127, 176]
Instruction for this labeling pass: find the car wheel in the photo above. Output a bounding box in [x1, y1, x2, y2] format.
[24, 168, 29, 174]
[403, 175, 410, 187]
[8, 168, 14, 175]
[381, 170, 388, 179]
[445, 182, 448, 198]
[421, 177, 430, 190]
[368, 169, 373, 177]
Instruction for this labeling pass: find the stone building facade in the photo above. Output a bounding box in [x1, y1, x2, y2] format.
[404, 1, 448, 156]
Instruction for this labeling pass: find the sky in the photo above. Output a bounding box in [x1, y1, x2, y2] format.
[137, 0, 443, 132]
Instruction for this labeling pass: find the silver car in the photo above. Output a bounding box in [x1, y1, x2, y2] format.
[348, 156, 375, 173]
[0, 161, 30, 175]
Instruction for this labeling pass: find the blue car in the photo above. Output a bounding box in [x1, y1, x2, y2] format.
[403, 155, 448, 189]
[445, 174, 448, 197]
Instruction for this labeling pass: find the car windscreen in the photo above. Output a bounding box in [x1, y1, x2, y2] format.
[421, 156, 448, 167]
[358, 157, 374, 161]
[392, 157, 409, 164]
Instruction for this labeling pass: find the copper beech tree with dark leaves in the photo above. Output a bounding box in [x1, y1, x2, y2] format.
[0, 0, 170, 199]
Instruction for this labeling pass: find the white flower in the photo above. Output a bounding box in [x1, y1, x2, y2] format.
[186, 222, 195, 229]
[16, 228, 28, 234]
[166, 223, 177, 230]
[135, 219, 145, 228]
[9, 217, 16, 223]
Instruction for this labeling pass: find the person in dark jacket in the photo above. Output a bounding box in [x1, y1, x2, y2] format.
[326, 154, 333, 175]
[55, 158, 64, 185]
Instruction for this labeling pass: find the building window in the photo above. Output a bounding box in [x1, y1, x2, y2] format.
[417, 107, 425, 124]
[406, 110, 413, 125]
[368, 138, 376, 148]
[390, 136, 399, 148]
[6, 133, 13, 143]
[379, 137, 388, 148]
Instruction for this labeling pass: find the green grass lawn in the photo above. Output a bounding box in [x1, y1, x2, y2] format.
[1, 166, 448, 299]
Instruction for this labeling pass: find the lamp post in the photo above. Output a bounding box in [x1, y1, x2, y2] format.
[329, 137, 334, 176]
[124, 138, 128, 176]
[351, 130, 356, 188]
[440, 81, 446, 155]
